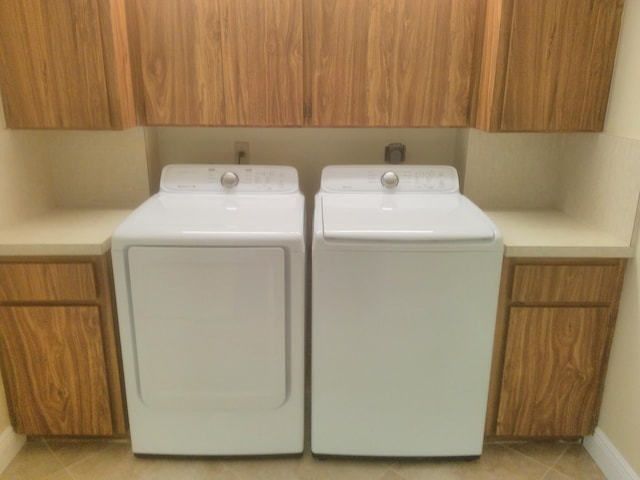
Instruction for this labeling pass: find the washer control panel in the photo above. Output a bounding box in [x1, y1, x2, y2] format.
[321, 165, 459, 193]
[160, 164, 299, 193]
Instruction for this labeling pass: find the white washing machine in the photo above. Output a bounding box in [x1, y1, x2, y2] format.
[312, 165, 503, 457]
[112, 164, 305, 456]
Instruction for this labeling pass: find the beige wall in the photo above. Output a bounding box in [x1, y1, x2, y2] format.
[560, 134, 640, 244]
[594, 0, 640, 474]
[0, 100, 55, 229]
[461, 131, 563, 209]
[46, 128, 150, 208]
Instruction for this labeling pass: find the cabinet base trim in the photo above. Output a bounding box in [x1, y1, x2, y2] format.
[584, 427, 639, 480]
[0, 426, 26, 474]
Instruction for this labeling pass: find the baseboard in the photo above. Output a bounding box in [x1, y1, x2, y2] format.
[0, 426, 25, 474]
[584, 427, 639, 480]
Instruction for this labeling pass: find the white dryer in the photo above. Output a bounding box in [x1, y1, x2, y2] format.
[312, 165, 503, 457]
[112, 164, 305, 455]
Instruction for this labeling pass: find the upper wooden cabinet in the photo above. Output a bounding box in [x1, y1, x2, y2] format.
[475, 0, 624, 132]
[0, 0, 136, 129]
[0, 0, 625, 130]
[130, 0, 304, 126]
[305, 0, 482, 127]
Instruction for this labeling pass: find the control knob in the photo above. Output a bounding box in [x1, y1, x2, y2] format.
[380, 171, 399, 189]
[220, 171, 239, 188]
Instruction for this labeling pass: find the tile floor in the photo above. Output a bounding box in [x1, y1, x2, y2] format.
[0, 438, 606, 480]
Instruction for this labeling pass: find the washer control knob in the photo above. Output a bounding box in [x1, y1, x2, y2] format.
[381, 171, 399, 189]
[220, 171, 239, 188]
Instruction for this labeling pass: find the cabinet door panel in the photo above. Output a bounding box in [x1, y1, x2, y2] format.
[306, 0, 480, 126]
[0, 0, 134, 129]
[0, 306, 113, 435]
[501, 0, 622, 131]
[0, 263, 97, 302]
[496, 307, 611, 437]
[476, 0, 623, 131]
[135, 0, 303, 126]
[220, 0, 303, 125]
[511, 264, 621, 304]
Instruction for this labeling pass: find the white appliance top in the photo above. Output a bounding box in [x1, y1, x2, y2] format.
[318, 165, 499, 242]
[112, 164, 304, 249]
[320, 165, 459, 193]
[160, 164, 299, 193]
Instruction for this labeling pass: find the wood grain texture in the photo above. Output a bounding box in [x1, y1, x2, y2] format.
[487, 257, 627, 439]
[134, 0, 225, 125]
[0, 0, 135, 129]
[485, 258, 514, 436]
[496, 306, 612, 437]
[0, 254, 127, 436]
[306, 0, 480, 126]
[220, 0, 303, 125]
[96, 0, 137, 128]
[0, 306, 113, 435]
[95, 253, 127, 434]
[475, 0, 624, 132]
[134, 0, 303, 126]
[511, 263, 622, 304]
[0, 262, 97, 302]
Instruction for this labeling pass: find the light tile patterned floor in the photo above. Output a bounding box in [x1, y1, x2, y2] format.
[0, 439, 606, 480]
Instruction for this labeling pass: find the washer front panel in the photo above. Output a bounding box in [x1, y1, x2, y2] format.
[128, 246, 286, 411]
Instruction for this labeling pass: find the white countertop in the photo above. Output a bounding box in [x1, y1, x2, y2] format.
[0, 208, 633, 258]
[0, 209, 132, 256]
[486, 209, 634, 258]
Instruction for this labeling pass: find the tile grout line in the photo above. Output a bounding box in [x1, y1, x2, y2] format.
[520, 442, 573, 480]
[41, 440, 73, 480]
[501, 442, 571, 474]
[42, 439, 119, 479]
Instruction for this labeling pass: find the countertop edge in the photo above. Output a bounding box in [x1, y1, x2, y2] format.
[0, 209, 131, 257]
[486, 209, 634, 259]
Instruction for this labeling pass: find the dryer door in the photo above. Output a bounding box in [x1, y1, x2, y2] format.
[127, 246, 286, 410]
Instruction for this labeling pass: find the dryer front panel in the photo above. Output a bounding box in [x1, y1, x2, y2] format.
[127, 246, 286, 411]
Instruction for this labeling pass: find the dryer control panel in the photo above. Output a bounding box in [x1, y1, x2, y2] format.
[320, 165, 459, 193]
[160, 164, 299, 193]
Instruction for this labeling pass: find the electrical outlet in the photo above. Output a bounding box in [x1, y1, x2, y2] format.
[385, 143, 406, 164]
[234, 141, 250, 164]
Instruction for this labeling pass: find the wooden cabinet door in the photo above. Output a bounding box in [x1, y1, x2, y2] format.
[475, 0, 623, 132]
[0, 0, 136, 129]
[305, 0, 481, 126]
[496, 306, 613, 437]
[0, 306, 114, 435]
[133, 0, 303, 126]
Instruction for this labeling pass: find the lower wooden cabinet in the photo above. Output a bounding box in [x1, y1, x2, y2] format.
[0, 254, 126, 436]
[486, 257, 626, 438]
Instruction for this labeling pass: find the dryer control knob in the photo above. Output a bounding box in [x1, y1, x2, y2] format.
[381, 171, 399, 189]
[220, 171, 239, 188]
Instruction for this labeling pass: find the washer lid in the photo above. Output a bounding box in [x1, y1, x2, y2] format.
[320, 193, 497, 241]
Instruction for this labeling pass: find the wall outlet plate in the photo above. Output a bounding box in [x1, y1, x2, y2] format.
[385, 143, 406, 164]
